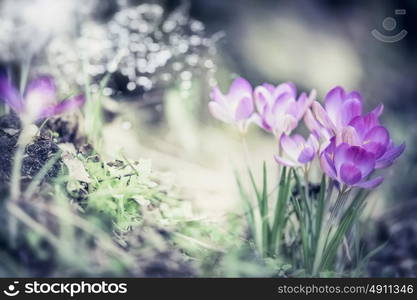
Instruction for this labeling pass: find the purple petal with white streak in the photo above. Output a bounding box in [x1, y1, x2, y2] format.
[274, 154, 297, 167]
[320, 151, 337, 179]
[324, 86, 345, 123]
[345, 146, 375, 178]
[340, 126, 361, 146]
[25, 76, 57, 105]
[38, 95, 85, 119]
[341, 98, 362, 127]
[235, 96, 254, 120]
[375, 142, 405, 169]
[210, 87, 225, 104]
[209, 101, 232, 123]
[355, 176, 384, 189]
[280, 134, 301, 161]
[254, 85, 272, 112]
[273, 82, 296, 99]
[313, 101, 336, 131]
[340, 163, 362, 185]
[298, 146, 315, 163]
[228, 77, 252, 99]
[363, 126, 390, 158]
[371, 104, 384, 117]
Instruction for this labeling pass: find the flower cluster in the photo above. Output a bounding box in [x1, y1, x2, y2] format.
[0, 75, 85, 123]
[209, 78, 404, 189]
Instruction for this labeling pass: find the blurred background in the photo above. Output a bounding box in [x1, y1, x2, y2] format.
[1, 0, 416, 276]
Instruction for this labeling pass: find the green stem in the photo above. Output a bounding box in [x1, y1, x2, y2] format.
[10, 127, 29, 201]
[240, 133, 251, 167]
[312, 179, 334, 275]
[329, 186, 349, 225]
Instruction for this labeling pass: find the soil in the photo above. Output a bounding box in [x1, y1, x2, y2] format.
[42, 114, 86, 147]
[0, 113, 61, 196]
[122, 225, 196, 277]
[367, 202, 417, 277]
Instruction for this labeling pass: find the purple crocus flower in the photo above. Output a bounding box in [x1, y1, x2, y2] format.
[0, 75, 85, 122]
[208, 77, 254, 133]
[338, 111, 405, 169]
[311, 86, 405, 167]
[274, 133, 319, 167]
[254, 82, 315, 137]
[320, 138, 384, 189]
[312, 86, 363, 134]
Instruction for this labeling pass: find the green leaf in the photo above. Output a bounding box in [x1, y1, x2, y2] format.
[312, 175, 326, 253]
[234, 171, 255, 239]
[270, 167, 291, 255]
[261, 162, 269, 257]
[292, 168, 312, 269]
[320, 189, 368, 271]
[247, 167, 261, 208]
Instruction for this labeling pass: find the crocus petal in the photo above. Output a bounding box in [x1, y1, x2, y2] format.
[320, 151, 337, 179]
[292, 134, 306, 147]
[362, 112, 380, 130]
[228, 77, 252, 99]
[298, 146, 315, 164]
[375, 143, 405, 169]
[371, 104, 384, 117]
[208, 101, 233, 123]
[262, 83, 275, 93]
[308, 89, 317, 105]
[274, 154, 297, 167]
[340, 163, 362, 185]
[235, 96, 254, 121]
[346, 146, 376, 178]
[307, 133, 320, 153]
[364, 126, 389, 145]
[256, 107, 274, 132]
[340, 126, 361, 145]
[348, 116, 366, 140]
[279, 114, 298, 135]
[25, 76, 57, 104]
[324, 86, 345, 124]
[273, 82, 296, 99]
[297, 89, 315, 119]
[355, 176, 384, 189]
[254, 111, 273, 132]
[280, 134, 301, 161]
[254, 85, 272, 112]
[363, 142, 386, 160]
[312, 101, 336, 131]
[346, 91, 363, 103]
[304, 109, 320, 132]
[340, 98, 362, 127]
[0, 76, 24, 112]
[272, 93, 294, 114]
[251, 113, 263, 128]
[38, 95, 85, 119]
[210, 87, 225, 104]
[294, 93, 308, 120]
[333, 143, 351, 173]
[24, 76, 58, 119]
[363, 126, 390, 158]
